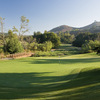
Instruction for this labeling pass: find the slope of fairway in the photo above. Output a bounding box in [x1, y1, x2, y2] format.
[0, 53, 100, 100]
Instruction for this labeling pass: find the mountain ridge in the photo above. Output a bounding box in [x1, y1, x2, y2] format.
[49, 21, 100, 33]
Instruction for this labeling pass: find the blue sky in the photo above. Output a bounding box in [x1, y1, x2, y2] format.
[0, 0, 100, 34]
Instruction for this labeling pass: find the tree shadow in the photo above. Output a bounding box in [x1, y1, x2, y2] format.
[0, 68, 100, 99]
[50, 68, 100, 100]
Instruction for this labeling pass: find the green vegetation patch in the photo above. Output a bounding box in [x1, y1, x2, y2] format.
[34, 44, 81, 57]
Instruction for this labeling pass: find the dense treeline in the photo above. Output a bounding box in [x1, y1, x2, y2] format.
[33, 31, 60, 48]
[57, 32, 75, 44]
[0, 16, 61, 55]
[0, 30, 60, 54]
[0, 16, 100, 55]
[72, 32, 100, 53]
[72, 32, 100, 47]
[1, 29, 100, 54]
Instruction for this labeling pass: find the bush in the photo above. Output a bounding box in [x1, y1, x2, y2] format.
[72, 32, 92, 47]
[37, 41, 53, 51]
[44, 41, 53, 51]
[21, 41, 29, 50]
[33, 50, 75, 57]
[38, 44, 46, 51]
[4, 30, 24, 54]
[81, 40, 100, 53]
[6, 38, 23, 54]
[28, 42, 38, 51]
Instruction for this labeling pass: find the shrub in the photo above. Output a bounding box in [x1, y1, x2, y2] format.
[44, 41, 53, 51]
[72, 32, 92, 47]
[37, 41, 53, 51]
[81, 40, 100, 53]
[38, 44, 46, 51]
[6, 38, 23, 54]
[4, 30, 24, 54]
[33, 50, 74, 57]
[28, 42, 38, 51]
[21, 41, 29, 50]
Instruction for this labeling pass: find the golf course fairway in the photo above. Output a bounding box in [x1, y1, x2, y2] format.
[0, 53, 100, 100]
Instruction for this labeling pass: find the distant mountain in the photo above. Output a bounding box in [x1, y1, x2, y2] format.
[79, 21, 100, 30]
[50, 25, 75, 33]
[49, 21, 100, 33]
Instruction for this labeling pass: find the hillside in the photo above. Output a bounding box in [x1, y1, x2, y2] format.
[50, 25, 75, 33]
[80, 21, 100, 30]
[49, 21, 100, 33]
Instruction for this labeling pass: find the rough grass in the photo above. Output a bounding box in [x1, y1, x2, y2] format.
[0, 52, 100, 100]
[33, 44, 80, 57]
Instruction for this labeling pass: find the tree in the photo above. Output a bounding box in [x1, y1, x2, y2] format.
[28, 42, 38, 51]
[44, 41, 53, 51]
[72, 32, 100, 47]
[23, 35, 34, 44]
[13, 16, 29, 41]
[33, 31, 43, 43]
[8, 30, 17, 39]
[5, 30, 23, 54]
[94, 47, 100, 54]
[43, 31, 60, 48]
[72, 32, 92, 47]
[33, 31, 60, 48]
[58, 32, 75, 43]
[81, 40, 100, 53]
[0, 17, 6, 51]
[37, 41, 52, 51]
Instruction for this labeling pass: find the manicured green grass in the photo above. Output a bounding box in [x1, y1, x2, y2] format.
[0, 53, 100, 100]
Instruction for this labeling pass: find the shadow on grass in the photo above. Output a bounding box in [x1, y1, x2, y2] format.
[21, 57, 100, 64]
[0, 69, 100, 99]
